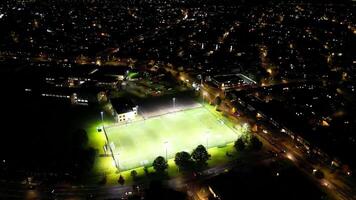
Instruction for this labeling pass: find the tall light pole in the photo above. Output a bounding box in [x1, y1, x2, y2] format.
[100, 111, 110, 154]
[164, 141, 168, 161]
[205, 133, 209, 149]
[202, 91, 208, 105]
[173, 97, 176, 110]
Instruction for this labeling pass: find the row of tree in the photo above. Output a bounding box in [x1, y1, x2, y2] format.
[119, 134, 262, 185]
[152, 144, 211, 173]
[141, 135, 262, 175]
[234, 134, 263, 152]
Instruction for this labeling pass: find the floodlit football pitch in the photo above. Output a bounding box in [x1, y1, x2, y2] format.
[105, 106, 240, 170]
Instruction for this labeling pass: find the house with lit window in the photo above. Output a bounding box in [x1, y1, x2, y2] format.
[111, 98, 138, 123]
[211, 74, 256, 90]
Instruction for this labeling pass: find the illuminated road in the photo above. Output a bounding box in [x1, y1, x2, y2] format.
[164, 64, 356, 200]
[226, 87, 356, 200]
[0, 180, 134, 200]
[164, 66, 356, 200]
[0, 161, 240, 200]
[255, 130, 356, 200]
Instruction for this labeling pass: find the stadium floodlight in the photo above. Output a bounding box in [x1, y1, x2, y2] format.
[172, 97, 176, 110]
[164, 141, 169, 161]
[100, 111, 110, 144]
[205, 133, 209, 148]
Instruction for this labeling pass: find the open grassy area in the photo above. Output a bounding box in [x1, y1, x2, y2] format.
[105, 106, 240, 171]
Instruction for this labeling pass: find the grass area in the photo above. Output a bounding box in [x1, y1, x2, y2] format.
[87, 104, 244, 185]
[105, 106, 240, 170]
[90, 143, 237, 185]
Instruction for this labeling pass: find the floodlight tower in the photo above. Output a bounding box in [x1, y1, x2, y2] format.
[173, 97, 176, 110]
[164, 141, 169, 161]
[100, 111, 109, 149]
[205, 133, 209, 148]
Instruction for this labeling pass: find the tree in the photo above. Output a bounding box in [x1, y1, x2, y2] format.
[144, 166, 149, 175]
[118, 175, 125, 185]
[315, 170, 325, 179]
[73, 147, 97, 177]
[192, 145, 210, 166]
[130, 170, 138, 181]
[234, 138, 246, 151]
[72, 129, 88, 149]
[99, 174, 107, 185]
[250, 136, 263, 151]
[152, 156, 168, 173]
[174, 151, 193, 171]
[214, 96, 222, 106]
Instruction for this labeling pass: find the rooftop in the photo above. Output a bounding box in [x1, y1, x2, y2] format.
[111, 97, 137, 114]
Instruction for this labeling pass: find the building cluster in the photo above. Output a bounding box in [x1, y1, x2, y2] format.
[229, 81, 356, 175]
[0, 1, 354, 86]
[0, 0, 355, 179]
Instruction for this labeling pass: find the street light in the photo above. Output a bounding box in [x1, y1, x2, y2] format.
[164, 141, 169, 161]
[286, 153, 294, 161]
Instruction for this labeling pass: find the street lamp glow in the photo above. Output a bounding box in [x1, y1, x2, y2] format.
[203, 91, 208, 97]
[322, 180, 330, 187]
[286, 153, 295, 161]
[202, 91, 208, 104]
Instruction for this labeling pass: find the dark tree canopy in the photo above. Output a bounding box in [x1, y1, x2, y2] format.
[118, 175, 125, 185]
[234, 138, 246, 151]
[250, 136, 263, 151]
[174, 151, 193, 171]
[72, 129, 89, 149]
[315, 170, 325, 179]
[192, 145, 210, 166]
[214, 96, 222, 106]
[152, 156, 168, 173]
[130, 170, 138, 180]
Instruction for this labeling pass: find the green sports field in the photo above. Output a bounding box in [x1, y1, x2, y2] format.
[105, 106, 240, 170]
